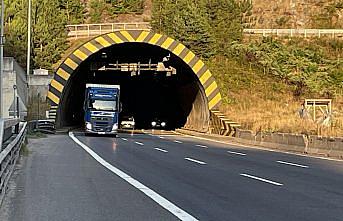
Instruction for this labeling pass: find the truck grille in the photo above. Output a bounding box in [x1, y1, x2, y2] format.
[91, 116, 113, 132]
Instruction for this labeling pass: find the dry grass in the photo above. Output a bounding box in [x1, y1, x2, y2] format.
[208, 56, 343, 138]
[221, 91, 343, 137]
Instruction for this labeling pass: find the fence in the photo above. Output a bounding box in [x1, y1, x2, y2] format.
[0, 119, 27, 206]
[243, 29, 343, 38]
[66, 22, 151, 39]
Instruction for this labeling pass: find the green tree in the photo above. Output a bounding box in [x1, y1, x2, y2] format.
[152, 0, 215, 58]
[4, 0, 68, 71]
[204, 0, 251, 54]
[59, 0, 86, 24]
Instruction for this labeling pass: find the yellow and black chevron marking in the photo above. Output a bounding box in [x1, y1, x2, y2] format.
[210, 110, 241, 136]
[48, 30, 222, 110]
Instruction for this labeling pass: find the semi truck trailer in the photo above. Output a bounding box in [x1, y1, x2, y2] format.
[84, 84, 120, 136]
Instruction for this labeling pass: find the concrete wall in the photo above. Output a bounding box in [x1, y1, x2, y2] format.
[28, 74, 53, 100]
[235, 128, 343, 159]
[3, 57, 28, 119]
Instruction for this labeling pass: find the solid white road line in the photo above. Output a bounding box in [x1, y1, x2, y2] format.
[69, 132, 198, 221]
[121, 138, 128, 141]
[154, 148, 168, 153]
[277, 160, 309, 168]
[184, 157, 207, 165]
[134, 142, 144, 146]
[227, 150, 246, 156]
[174, 140, 183, 144]
[195, 144, 208, 148]
[240, 173, 283, 186]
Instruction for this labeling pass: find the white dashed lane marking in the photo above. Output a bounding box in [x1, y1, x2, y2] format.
[121, 138, 128, 141]
[227, 150, 246, 156]
[277, 160, 309, 168]
[240, 173, 283, 186]
[174, 140, 183, 144]
[195, 144, 208, 148]
[134, 142, 144, 146]
[184, 157, 207, 165]
[154, 148, 168, 153]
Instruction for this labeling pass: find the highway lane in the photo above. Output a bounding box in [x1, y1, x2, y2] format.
[1, 135, 178, 221]
[75, 132, 343, 221]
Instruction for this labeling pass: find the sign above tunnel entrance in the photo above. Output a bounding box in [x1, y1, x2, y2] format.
[48, 30, 222, 111]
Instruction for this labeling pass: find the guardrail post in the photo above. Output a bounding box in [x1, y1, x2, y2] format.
[14, 121, 19, 134]
[87, 25, 90, 37]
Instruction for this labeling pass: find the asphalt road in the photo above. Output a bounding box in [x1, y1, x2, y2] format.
[2, 131, 343, 221]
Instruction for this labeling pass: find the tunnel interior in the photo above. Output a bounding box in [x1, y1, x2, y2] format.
[58, 42, 209, 131]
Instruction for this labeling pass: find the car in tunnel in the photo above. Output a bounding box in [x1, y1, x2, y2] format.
[120, 116, 135, 129]
[151, 117, 167, 129]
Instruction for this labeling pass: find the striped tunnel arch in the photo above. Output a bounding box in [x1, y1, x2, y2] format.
[47, 30, 222, 126]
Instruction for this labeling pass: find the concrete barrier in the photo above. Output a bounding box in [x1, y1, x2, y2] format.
[308, 136, 343, 158]
[178, 128, 343, 160]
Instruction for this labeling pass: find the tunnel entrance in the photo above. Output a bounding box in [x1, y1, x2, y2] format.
[48, 30, 221, 132]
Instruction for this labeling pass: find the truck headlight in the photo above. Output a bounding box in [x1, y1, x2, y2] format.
[86, 122, 92, 130]
[151, 121, 157, 126]
[112, 123, 118, 131]
[161, 122, 166, 127]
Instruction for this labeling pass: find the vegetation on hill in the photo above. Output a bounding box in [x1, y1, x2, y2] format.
[3, 0, 144, 70]
[151, 0, 343, 136]
[88, 0, 144, 22]
[3, 0, 343, 135]
[4, 0, 84, 70]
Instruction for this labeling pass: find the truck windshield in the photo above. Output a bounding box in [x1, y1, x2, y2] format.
[89, 99, 117, 111]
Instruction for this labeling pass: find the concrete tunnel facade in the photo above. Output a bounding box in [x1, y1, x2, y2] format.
[47, 30, 222, 132]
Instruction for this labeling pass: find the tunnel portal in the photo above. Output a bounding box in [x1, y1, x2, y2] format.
[48, 30, 222, 132]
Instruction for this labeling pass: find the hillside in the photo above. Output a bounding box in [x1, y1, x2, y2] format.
[249, 0, 343, 28]
[4, 0, 343, 136]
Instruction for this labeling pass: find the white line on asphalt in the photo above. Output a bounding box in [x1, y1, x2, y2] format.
[276, 160, 309, 168]
[184, 157, 207, 165]
[174, 140, 183, 144]
[195, 144, 208, 148]
[69, 132, 198, 221]
[159, 136, 164, 139]
[240, 173, 283, 186]
[135, 142, 144, 146]
[154, 148, 168, 153]
[227, 150, 246, 156]
[121, 138, 128, 141]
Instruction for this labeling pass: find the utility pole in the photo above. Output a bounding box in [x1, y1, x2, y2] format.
[0, 0, 4, 118]
[27, 0, 31, 77]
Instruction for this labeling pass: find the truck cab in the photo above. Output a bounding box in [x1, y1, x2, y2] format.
[84, 84, 120, 136]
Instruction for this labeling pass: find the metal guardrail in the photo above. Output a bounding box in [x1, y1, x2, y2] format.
[66, 22, 151, 39]
[243, 29, 343, 38]
[0, 119, 27, 206]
